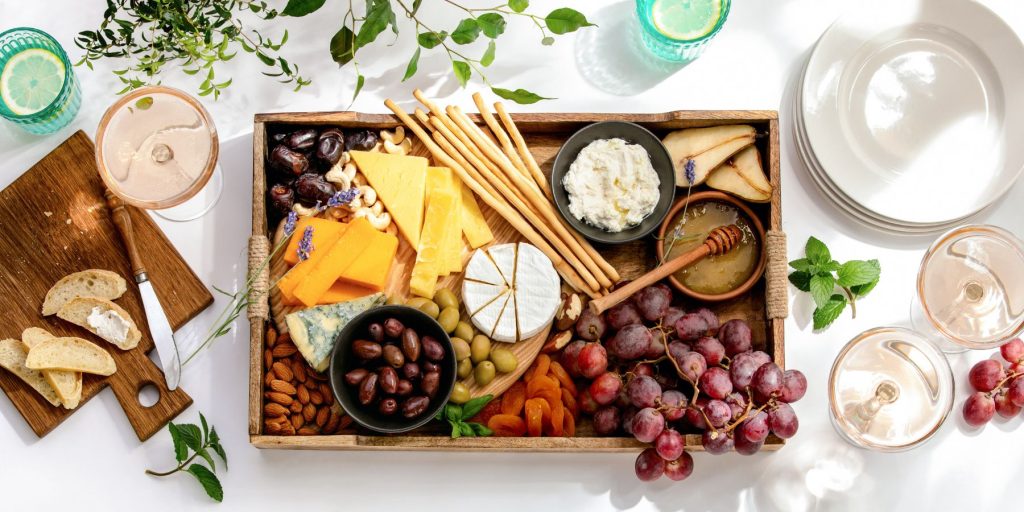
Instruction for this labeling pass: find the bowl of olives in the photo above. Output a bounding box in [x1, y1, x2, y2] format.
[328, 305, 457, 433]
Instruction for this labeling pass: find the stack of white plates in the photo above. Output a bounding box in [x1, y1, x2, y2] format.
[795, 0, 1024, 234]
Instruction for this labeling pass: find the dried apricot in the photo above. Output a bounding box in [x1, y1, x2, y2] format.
[546, 401, 565, 436]
[561, 388, 578, 419]
[548, 361, 577, 396]
[488, 414, 527, 437]
[501, 381, 527, 416]
[533, 388, 562, 408]
[526, 354, 551, 383]
[525, 399, 544, 437]
[562, 406, 576, 437]
[527, 375, 558, 398]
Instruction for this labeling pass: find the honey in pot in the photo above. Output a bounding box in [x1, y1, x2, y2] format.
[662, 200, 759, 295]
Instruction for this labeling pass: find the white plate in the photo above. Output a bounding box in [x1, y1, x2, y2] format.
[801, 0, 1024, 224]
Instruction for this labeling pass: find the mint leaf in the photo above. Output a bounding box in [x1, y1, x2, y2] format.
[176, 424, 203, 452]
[481, 41, 496, 67]
[544, 8, 594, 35]
[788, 258, 812, 272]
[509, 0, 529, 13]
[817, 260, 841, 273]
[452, 61, 471, 87]
[462, 394, 493, 419]
[281, 0, 326, 17]
[805, 236, 831, 265]
[199, 413, 210, 441]
[209, 427, 227, 470]
[851, 276, 879, 298]
[809, 273, 835, 308]
[837, 259, 880, 288]
[478, 13, 507, 39]
[491, 87, 551, 104]
[813, 294, 848, 330]
[196, 447, 217, 472]
[187, 464, 223, 502]
[168, 423, 188, 462]
[329, 26, 356, 66]
[451, 18, 481, 45]
[402, 47, 420, 81]
[418, 31, 447, 49]
[788, 271, 812, 292]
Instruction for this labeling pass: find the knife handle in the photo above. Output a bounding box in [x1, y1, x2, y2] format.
[105, 190, 147, 280]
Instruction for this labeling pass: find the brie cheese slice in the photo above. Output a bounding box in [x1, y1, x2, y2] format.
[462, 280, 507, 317]
[464, 248, 505, 286]
[474, 289, 509, 337]
[513, 243, 561, 340]
[486, 243, 517, 286]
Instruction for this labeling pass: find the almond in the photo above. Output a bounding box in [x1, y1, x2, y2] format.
[290, 401, 303, 414]
[324, 412, 341, 434]
[319, 383, 334, 405]
[291, 413, 304, 430]
[266, 326, 278, 348]
[309, 390, 324, 405]
[265, 392, 293, 407]
[264, 348, 274, 372]
[265, 372, 275, 387]
[292, 360, 307, 383]
[280, 420, 296, 436]
[308, 370, 328, 382]
[297, 385, 310, 405]
[303, 403, 316, 422]
[339, 414, 354, 430]
[272, 343, 298, 358]
[264, 420, 282, 435]
[304, 379, 318, 391]
[272, 361, 294, 381]
[316, 407, 329, 428]
[270, 379, 297, 395]
[278, 331, 292, 346]
[264, 402, 288, 417]
[297, 426, 319, 436]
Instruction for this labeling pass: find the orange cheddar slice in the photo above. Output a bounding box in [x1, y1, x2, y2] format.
[278, 221, 350, 302]
[284, 218, 347, 265]
[339, 229, 398, 290]
[292, 218, 376, 307]
[282, 280, 376, 306]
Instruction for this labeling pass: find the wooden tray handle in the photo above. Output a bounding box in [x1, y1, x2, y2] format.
[765, 230, 789, 320]
[106, 345, 193, 441]
[104, 191, 146, 279]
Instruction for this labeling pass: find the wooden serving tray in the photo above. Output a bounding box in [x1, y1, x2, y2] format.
[249, 110, 782, 451]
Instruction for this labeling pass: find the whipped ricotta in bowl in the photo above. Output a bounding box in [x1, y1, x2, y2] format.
[562, 138, 660, 233]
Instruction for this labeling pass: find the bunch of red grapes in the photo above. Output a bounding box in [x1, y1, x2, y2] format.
[563, 283, 807, 482]
[962, 338, 1024, 426]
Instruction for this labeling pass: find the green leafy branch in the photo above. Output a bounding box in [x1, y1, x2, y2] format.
[788, 236, 881, 330]
[147, 413, 228, 502]
[435, 395, 494, 438]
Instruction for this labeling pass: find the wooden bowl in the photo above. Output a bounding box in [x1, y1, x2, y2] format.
[655, 191, 767, 302]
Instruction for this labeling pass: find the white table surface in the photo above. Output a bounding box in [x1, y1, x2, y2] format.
[2, 1, 1023, 510]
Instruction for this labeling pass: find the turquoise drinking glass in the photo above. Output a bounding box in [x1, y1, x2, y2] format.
[635, 0, 732, 63]
[0, 27, 81, 134]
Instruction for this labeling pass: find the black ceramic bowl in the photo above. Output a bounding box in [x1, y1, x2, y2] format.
[328, 305, 456, 433]
[550, 121, 676, 244]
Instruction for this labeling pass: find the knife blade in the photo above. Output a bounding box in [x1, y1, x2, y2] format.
[136, 274, 181, 390]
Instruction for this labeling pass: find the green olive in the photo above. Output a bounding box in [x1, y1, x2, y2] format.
[451, 337, 471, 361]
[385, 296, 404, 306]
[406, 297, 429, 309]
[453, 321, 474, 342]
[449, 382, 471, 404]
[470, 334, 492, 364]
[457, 358, 473, 379]
[416, 300, 440, 319]
[437, 306, 460, 334]
[474, 361, 496, 386]
[490, 347, 518, 374]
[433, 288, 459, 311]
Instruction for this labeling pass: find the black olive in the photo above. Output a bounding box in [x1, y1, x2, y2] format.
[269, 145, 309, 176]
[294, 173, 336, 204]
[316, 136, 344, 166]
[268, 184, 295, 213]
[345, 129, 379, 151]
[285, 128, 319, 151]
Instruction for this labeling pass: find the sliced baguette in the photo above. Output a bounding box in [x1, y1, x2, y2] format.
[42, 269, 127, 316]
[0, 339, 61, 406]
[22, 327, 83, 409]
[24, 337, 116, 376]
[57, 297, 141, 350]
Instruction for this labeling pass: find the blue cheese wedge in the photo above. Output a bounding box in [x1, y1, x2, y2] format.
[285, 292, 385, 372]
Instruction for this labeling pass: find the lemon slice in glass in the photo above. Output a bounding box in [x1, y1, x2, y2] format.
[1, 48, 66, 116]
[651, 0, 723, 41]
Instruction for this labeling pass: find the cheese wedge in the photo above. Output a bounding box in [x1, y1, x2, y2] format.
[460, 183, 493, 248]
[426, 167, 455, 278]
[293, 218, 377, 307]
[464, 248, 506, 286]
[284, 217, 347, 266]
[339, 229, 398, 290]
[410, 189, 456, 298]
[282, 281, 377, 306]
[286, 293, 386, 372]
[513, 243, 562, 340]
[278, 222, 349, 303]
[350, 151, 428, 248]
[447, 183, 463, 274]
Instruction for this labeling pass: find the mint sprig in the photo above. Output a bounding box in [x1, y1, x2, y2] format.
[435, 395, 495, 438]
[789, 237, 881, 330]
[146, 413, 227, 502]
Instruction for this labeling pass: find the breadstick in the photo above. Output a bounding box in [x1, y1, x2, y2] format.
[384, 99, 597, 297]
[472, 93, 533, 185]
[413, 91, 509, 190]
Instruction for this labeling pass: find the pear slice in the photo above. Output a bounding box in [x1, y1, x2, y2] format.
[706, 146, 773, 203]
[662, 125, 756, 186]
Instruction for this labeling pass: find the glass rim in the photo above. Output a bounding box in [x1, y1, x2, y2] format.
[915, 224, 1024, 349]
[94, 85, 220, 210]
[827, 326, 954, 452]
[0, 26, 75, 120]
[638, 0, 733, 45]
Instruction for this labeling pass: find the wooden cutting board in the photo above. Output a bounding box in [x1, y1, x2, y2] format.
[0, 131, 213, 441]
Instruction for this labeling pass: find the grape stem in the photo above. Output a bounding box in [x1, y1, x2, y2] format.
[988, 371, 1023, 396]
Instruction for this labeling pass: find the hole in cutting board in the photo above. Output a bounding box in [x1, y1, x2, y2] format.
[138, 383, 160, 408]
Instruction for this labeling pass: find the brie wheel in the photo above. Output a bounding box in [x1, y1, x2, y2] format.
[461, 242, 560, 342]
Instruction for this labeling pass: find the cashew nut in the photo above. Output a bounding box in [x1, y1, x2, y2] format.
[400, 138, 412, 154]
[291, 202, 318, 217]
[353, 173, 368, 187]
[357, 185, 377, 206]
[380, 126, 406, 145]
[354, 209, 391, 230]
[328, 207, 346, 220]
[384, 139, 405, 155]
[370, 201, 384, 217]
[325, 162, 358, 190]
[341, 151, 351, 165]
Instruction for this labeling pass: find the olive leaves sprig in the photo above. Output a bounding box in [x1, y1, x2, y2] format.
[76, 0, 310, 99]
[788, 237, 881, 330]
[146, 413, 228, 502]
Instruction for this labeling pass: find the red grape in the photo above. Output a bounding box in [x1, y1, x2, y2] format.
[675, 313, 710, 341]
[694, 337, 726, 366]
[1001, 338, 1024, 363]
[660, 390, 687, 421]
[579, 389, 599, 415]
[578, 343, 608, 379]
[676, 351, 707, 383]
[626, 374, 662, 408]
[701, 429, 734, 454]
[752, 362, 784, 402]
[663, 452, 694, 481]
[635, 284, 672, 322]
[693, 307, 720, 334]
[608, 324, 653, 360]
[725, 392, 748, 421]
[1011, 361, 1024, 376]
[607, 302, 643, 330]
[750, 351, 772, 367]
[968, 359, 1006, 392]
[768, 402, 799, 438]
[635, 448, 666, 481]
[631, 362, 655, 378]
[699, 366, 733, 400]
[589, 372, 623, 405]
[576, 309, 607, 341]
[1008, 377, 1024, 407]
[560, 340, 585, 376]
[704, 399, 732, 428]
[593, 405, 622, 435]
[660, 307, 686, 333]
[655, 429, 684, 461]
[738, 410, 769, 442]
[718, 319, 753, 356]
[646, 328, 667, 359]
[729, 352, 760, 389]
[734, 433, 764, 455]
[622, 406, 638, 435]
[963, 392, 995, 426]
[994, 393, 1022, 419]
[777, 369, 808, 403]
[684, 401, 707, 430]
[632, 408, 666, 443]
[667, 340, 690, 362]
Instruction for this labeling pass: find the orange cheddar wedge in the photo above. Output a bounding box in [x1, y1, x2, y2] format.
[284, 218, 347, 265]
[339, 229, 398, 290]
[278, 221, 350, 302]
[293, 218, 376, 307]
[282, 280, 376, 306]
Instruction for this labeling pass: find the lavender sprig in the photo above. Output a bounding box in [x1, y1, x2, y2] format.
[660, 159, 699, 265]
[297, 226, 314, 262]
[283, 211, 298, 237]
[327, 188, 360, 209]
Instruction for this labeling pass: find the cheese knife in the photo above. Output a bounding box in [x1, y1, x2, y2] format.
[104, 191, 182, 390]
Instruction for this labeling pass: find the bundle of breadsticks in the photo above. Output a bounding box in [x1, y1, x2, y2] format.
[384, 90, 619, 299]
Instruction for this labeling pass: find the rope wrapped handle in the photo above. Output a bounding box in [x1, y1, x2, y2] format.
[765, 230, 788, 320]
[247, 235, 270, 321]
